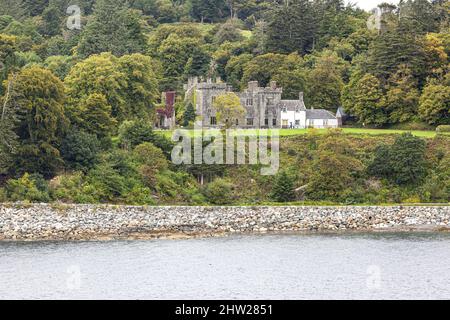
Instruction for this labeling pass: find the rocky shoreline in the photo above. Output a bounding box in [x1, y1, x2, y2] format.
[0, 204, 449, 241]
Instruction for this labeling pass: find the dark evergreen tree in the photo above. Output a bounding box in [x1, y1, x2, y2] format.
[77, 0, 146, 57]
[270, 171, 296, 203]
[368, 133, 428, 186]
[183, 102, 196, 127]
[265, 0, 317, 55]
[190, 0, 228, 22]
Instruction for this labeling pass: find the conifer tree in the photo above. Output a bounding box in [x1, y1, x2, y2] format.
[183, 102, 196, 127]
[270, 171, 296, 203]
[77, 0, 145, 58]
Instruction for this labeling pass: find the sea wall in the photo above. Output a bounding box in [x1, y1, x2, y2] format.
[0, 204, 449, 240]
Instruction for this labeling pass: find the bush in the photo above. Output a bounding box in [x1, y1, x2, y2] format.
[133, 142, 168, 186]
[202, 178, 234, 205]
[270, 171, 296, 202]
[118, 120, 173, 157]
[368, 133, 427, 186]
[0, 188, 6, 202]
[5, 173, 50, 202]
[61, 130, 101, 171]
[436, 125, 450, 133]
[50, 172, 99, 204]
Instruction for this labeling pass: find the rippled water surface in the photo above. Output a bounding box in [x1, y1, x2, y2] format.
[1, 233, 450, 299]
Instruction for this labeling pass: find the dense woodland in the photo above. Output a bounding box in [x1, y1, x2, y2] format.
[0, 0, 449, 205]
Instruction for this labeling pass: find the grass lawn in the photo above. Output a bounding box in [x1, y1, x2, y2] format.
[157, 128, 446, 139]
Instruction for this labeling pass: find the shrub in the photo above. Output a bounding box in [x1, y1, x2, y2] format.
[0, 188, 6, 202]
[202, 178, 234, 205]
[123, 185, 155, 205]
[61, 130, 101, 171]
[5, 173, 50, 202]
[270, 171, 296, 202]
[50, 172, 99, 204]
[118, 120, 173, 157]
[368, 133, 427, 185]
[436, 125, 450, 133]
[133, 142, 168, 186]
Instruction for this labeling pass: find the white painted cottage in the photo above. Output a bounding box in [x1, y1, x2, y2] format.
[279, 93, 339, 129]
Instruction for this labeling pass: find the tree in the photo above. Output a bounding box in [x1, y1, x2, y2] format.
[61, 130, 101, 171]
[214, 20, 244, 44]
[118, 54, 160, 120]
[183, 101, 196, 127]
[42, 55, 75, 79]
[77, 0, 146, 57]
[213, 92, 245, 128]
[305, 131, 364, 202]
[366, 28, 427, 85]
[21, 0, 49, 16]
[270, 171, 295, 202]
[117, 120, 173, 158]
[385, 65, 420, 123]
[368, 133, 428, 185]
[133, 142, 168, 186]
[190, 0, 227, 22]
[0, 34, 17, 94]
[241, 53, 306, 99]
[0, 72, 18, 173]
[265, 0, 317, 55]
[156, 33, 209, 90]
[65, 53, 126, 121]
[352, 73, 388, 126]
[7, 66, 68, 177]
[75, 93, 117, 138]
[224, 53, 252, 90]
[40, 3, 62, 37]
[307, 51, 346, 111]
[0, 0, 26, 19]
[418, 81, 450, 126]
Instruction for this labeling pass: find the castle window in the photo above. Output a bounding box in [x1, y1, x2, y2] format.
[247, 98, 253, 106]
[295, 120, 300, 126]
[236, 119, 239, 126]
[247, 118, 254, 126]
[267, 97, 274, 105]
[282, 107, 287, 113]
[212, 96, 217, 104]
[273, 118, 277, 126]
[210, 116, 217, 125]
[265, 118, 269, 126]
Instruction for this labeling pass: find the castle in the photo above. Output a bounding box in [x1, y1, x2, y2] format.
[184, 77, 340, 129]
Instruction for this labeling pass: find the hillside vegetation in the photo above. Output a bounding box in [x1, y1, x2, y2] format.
[0, 0, 448, 205]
